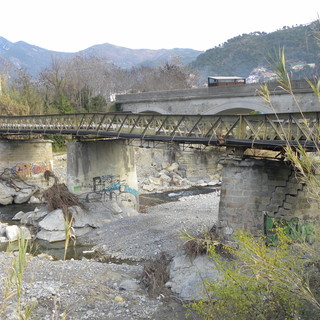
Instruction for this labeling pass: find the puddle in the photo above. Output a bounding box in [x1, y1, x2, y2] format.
[139, 185, 219, 212]
[0, 203, 38, 224]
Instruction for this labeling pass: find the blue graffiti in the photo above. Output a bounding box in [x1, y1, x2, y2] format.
[91, 174, 138, 199]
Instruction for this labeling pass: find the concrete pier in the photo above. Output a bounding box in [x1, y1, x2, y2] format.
[67, 139, 139, 210]
[0, 139, 53, 186]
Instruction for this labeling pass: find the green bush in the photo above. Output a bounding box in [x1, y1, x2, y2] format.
[189, 227, 320, 320]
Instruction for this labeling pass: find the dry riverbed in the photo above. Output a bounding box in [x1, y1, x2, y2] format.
[0, 191, 220, 320]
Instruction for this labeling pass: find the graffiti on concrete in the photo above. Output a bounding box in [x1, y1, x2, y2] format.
[11, 163, 51, 177]
[73, 174, 139, 204]
[265, 214, 314, 244]
[92, 174, 138, 198]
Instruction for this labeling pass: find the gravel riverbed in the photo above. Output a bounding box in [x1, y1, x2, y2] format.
[0, 191, 220, 320]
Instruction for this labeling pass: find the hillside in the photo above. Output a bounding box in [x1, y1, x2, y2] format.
[0, 38, 202, 77]
[191, 20, 320, 79]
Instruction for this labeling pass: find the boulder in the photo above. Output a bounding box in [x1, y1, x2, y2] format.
[12, 211, 25, 220]
[19, 207, 49, 226]
[28, 195, 42, 204]
[19, 226, 32, 240]
[39, 209, 65, 231]
[119, 279, 140, 292]
[0, 183, 14, 205]
[5, 225, 20, 241]
[14, 188, 35, 204]
[69, 206, 103, 228]
[36, 230, 66, 242]
[36, 226, 93, 242]
[142, 184, 155, 192]
[0, 223, 8, 237]
[168, 254, 221, 300]
[149, 176, 162, 185]
[165, 162, 179, 172]
[161, 161, 170, 170]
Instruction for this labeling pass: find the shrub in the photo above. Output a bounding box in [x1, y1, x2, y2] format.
[189, 227, 320, 320]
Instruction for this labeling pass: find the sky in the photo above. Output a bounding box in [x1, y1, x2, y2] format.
[0, 0, 319, 53]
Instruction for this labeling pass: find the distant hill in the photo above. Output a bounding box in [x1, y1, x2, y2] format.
[1, 21, 320, 82]
[0, 38, 203, 77]
[191, 20, 320, 79]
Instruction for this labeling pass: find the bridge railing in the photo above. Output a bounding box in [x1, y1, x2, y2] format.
[0, 112, 319, 150]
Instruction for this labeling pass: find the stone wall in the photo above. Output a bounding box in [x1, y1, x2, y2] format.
[217, 158, 320, 240]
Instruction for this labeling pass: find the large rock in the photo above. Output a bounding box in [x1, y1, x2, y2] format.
[36, 226, 93, 242]
[36, 230, 66, 242]
[0, 223, 8, 237]
[165, 162, 179, 172]
[14, 188, 35, 204]
[5, 225, 20, 241]
[0, 180, 39, 205]
[19, 226, 32, 240]
[69, 205, 106, 228]
[39, 209, 65, 231]
[0, 186, 14, 205]
[168, 254, 221, 300]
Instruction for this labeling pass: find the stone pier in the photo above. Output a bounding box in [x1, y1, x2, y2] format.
[67, 139, 139, 210]
[217, 158, 320, 240]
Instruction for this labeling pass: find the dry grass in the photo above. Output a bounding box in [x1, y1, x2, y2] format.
[182, 225, 229, 260]
[140, 253, 171, 297]
[42, 170, 86, 219]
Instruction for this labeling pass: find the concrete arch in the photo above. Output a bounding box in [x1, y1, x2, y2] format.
[204, 100, 273, 115]
[136, 106, 167, 115]
[137, 110, 163, 115]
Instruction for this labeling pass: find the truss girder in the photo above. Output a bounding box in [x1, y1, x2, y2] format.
[0, 112, 319, 150]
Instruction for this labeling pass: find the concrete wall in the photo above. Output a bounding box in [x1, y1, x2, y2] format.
[67, 140, 139, 210]
[217, 158, 320, 240]
[116, 80, 319, 115]
[0, 139, 53, 186]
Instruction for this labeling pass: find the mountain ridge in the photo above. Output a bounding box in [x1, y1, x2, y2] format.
[0, 38, 203, 77]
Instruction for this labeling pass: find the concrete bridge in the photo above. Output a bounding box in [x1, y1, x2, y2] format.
[0, 110, 319, 241]
[115, 79, 319, 115]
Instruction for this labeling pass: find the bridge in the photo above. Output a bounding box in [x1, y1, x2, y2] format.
[115, 79, 319, 115]
[0, 111, 319, 151]
[0, 111, 319, 241]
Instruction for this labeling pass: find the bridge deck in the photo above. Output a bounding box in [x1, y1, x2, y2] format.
[0, 112, 319, 151]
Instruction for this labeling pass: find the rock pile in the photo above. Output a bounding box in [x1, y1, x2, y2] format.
[0, 175, 40, 206]
[10, 201, 140, 243]
[140, 161, 221, 193]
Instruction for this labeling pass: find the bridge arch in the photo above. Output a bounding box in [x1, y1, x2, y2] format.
[136, 106, 166, 114]
[204, 100, 273, 115]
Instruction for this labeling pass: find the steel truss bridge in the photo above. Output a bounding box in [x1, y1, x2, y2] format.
[0, 112, 319, 151]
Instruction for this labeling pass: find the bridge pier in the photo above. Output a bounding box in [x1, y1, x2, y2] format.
[67, 140, 139, 210]
[0, 139, 53, 186]
[217, 158, 320, 241]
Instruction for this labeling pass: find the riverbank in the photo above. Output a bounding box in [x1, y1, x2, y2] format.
[0, 191, 220, 320]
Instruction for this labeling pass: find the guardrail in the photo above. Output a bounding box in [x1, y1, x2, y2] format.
[0, 112, 319, 151]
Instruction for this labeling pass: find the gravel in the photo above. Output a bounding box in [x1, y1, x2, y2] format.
[0, 191, 220, 319]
